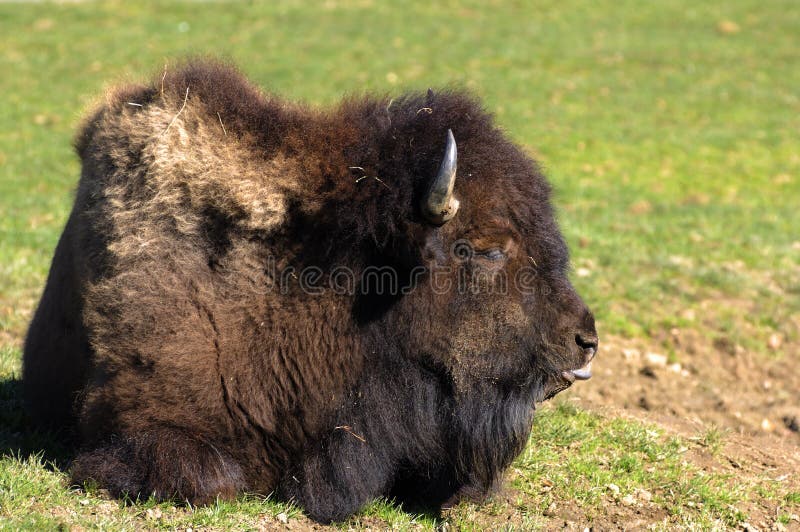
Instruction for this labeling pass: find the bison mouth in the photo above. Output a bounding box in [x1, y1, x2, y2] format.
[563, 361, 593, 382]
[539, 361, 593, 402]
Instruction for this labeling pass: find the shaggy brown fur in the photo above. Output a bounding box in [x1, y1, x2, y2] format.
[23, 60, 598, 522]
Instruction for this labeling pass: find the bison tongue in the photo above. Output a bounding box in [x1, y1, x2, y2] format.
[563, 361, 592, 381]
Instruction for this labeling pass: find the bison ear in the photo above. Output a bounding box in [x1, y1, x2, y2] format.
[426, 88, 435, 104]
[420, 129, 459, 225]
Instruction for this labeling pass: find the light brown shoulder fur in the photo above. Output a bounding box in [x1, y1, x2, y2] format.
[75, 62, 317, 270]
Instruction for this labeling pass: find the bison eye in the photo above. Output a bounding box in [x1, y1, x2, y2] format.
[478, 249, 506, 261]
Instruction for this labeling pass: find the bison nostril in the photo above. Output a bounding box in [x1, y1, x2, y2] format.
[575, 333, 598, 359]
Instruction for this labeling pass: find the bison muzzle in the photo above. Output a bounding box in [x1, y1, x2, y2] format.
[23, 60, 598, 522]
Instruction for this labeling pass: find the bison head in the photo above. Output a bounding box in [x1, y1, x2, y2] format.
[347, 95, 598, 409]
[410, 129, 597, 402]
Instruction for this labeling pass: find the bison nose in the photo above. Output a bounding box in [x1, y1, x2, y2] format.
[565, 332, 597, 382]
[575, 332, 598, 363]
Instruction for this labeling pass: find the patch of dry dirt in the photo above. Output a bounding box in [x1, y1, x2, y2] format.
[569, 331, 800, 442]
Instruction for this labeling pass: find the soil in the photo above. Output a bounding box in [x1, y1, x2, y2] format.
[574, 331, 800, 442]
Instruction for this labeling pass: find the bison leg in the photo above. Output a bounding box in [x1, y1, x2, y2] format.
[280, 430, 395, 523]
[71, 428, 245, 505]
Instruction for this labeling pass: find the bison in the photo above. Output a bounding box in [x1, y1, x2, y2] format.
[23, 60, 597, 522]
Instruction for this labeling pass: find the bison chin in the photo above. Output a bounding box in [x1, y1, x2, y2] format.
[539, 376, 575, 403]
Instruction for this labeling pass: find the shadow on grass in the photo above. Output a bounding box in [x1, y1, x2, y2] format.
[0, 376, 75, 470]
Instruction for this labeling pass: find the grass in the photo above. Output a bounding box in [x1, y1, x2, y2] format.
[1, 0, 798, 529]
[691, 426, 727, 457]
[0, 451, 302, 530]
[514, 403, 754, 527]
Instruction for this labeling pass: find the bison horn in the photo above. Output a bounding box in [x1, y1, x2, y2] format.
[421, 129, 459, 224]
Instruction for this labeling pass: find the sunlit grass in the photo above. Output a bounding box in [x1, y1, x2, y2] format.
[515, 402, 755, 528]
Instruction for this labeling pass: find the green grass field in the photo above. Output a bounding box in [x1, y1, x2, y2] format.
[1, 0, 798, 529]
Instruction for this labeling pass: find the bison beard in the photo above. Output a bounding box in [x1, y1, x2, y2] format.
[23, 60, 598, 522]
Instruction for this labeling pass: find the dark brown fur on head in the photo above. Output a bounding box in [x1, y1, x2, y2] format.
[23, 59, 597, 523]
